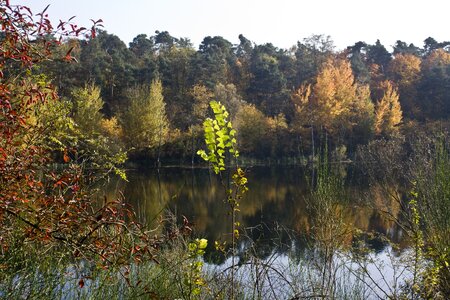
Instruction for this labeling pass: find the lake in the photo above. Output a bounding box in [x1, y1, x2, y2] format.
[99, 165, 406, 257]
[94, 165, 414, 298]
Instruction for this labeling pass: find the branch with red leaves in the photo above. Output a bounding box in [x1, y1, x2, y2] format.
[0, 0, 158, 272]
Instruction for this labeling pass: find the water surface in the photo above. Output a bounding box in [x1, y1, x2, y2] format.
[99, 166, 405, 256]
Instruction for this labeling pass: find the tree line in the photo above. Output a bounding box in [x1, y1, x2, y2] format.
[36, 30, 450, 162]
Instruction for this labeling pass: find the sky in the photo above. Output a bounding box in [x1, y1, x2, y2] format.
[18, 0, 449, 51]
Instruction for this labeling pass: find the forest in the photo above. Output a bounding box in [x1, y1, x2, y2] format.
[33, 27, 450, 163]
[1, 1, 450, 299]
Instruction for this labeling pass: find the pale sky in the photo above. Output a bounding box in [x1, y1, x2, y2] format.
[19, 0, 449, 51]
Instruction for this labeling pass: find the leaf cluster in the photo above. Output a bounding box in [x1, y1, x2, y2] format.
[197, 101, 238, 174]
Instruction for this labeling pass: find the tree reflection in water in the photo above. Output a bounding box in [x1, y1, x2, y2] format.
[97, 165, 407, 261]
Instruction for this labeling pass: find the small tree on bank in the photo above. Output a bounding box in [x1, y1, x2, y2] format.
[122, 79, 169, 153]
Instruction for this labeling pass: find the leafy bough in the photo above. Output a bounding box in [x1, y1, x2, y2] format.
[197, 101, 247, 299]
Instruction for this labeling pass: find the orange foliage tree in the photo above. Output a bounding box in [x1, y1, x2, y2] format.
[292, 57, 374, 150]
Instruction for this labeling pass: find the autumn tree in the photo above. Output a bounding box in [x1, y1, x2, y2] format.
[30, 83, 126, 172]
[374, 80, 403, 136]
[68, 84, 126, 175]
[214, 83, 244, 119]
[349, 84, 375, 147]
[293, 57, 374, 150]
[71, 84, 104, 134]
[313, 58, 373, 134]
[313, 58, 355, 130]
[292, 84, 316, 156]
[191, 84, 215, 124]
[234, 103, 271, 156]
[387, 53, 421, 118]
[187, 84, 215, 163]
[0, 1, 154, 289]
[267, 113, 289, 156]
[121, 79, 169, 152]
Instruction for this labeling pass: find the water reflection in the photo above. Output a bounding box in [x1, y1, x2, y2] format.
[98, 166, 406, 255]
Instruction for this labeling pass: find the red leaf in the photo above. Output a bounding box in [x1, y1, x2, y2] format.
[63, 151, 70, 163]
[63, 46, 74, 61]
[0, 155, 6, 162]
[78, 278, 84, 288]
[19, 117, 27, 126]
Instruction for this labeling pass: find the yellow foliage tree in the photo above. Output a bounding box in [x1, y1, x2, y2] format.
[122, 79, 169, 150]
[421, 48, 450, 71]
[388, 53, 421, 117]
[190, 84, 214, 124]
[313, 58, 355, 127]
[292, 84, 313, 130]
[267, 113, 288, 156]
[374, 80, 402, 135]
[292, 57, 374, 143]
[71, 84, 104, 136]
[100, 116, 123, 141]
[234, 103, 270, 154]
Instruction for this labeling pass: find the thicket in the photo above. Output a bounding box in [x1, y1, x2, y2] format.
[0, 2, 188, 298]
